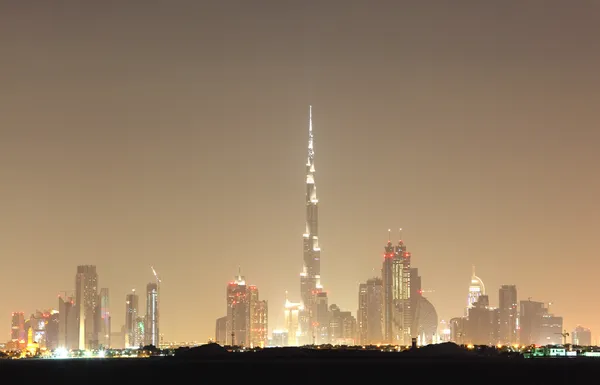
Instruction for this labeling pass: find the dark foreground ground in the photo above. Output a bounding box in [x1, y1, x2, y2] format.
[1, 356, 600, 384]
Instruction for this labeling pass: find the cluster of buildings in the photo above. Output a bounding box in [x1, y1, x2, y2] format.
[214, 270, 268, 347]
[211, 106, 593, 349]
[215, 107, 357, 347]
[446, 270, 592, 347]
[357, 231, 438, 346]
[7, 265, 161, 353]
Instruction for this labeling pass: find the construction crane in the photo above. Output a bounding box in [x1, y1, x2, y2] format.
[556, 330, 569, 346]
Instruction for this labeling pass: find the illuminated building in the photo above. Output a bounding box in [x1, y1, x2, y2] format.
[215, 316, 227, 345]
[58, 294, 78, 350]
[466, 266, 485, 314]
[75, 265, 99, 350]
[381, 234, 395, 343]
[519, 299, 554, 346]
[227, 270, 249, 346]
[215, 270, 265, 347]
[413, 296, 438, 346]
[572, 326, 592, 346]
[46, 311, 60, 350]
[284, 299, 302, 346]
[135, 317, 145, 346]
[125, 290, 139, 348]
[98, 288, 111, 348]
[249, 286, 268, 348]
[314, 291, 329, 344]
[381, 230, 413, 345]
[329, 304, 356, 345]
[438, 320, 451, 342]
[357, 278, 383, 345]
[11, 312, 25, 343]
[270, 330, 288, 347]
[145, 282, 159, 347]
[298, 106, 324, 345]
[537, 310, 563, 346]
[393, 235, 411, 345]
[498, 285, 518, 345]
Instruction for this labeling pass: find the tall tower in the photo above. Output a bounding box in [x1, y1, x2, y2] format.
[299, 105, 324, 345]
[125, 290, 139, 348]
[381, 230, 395, 343]
[227, 269, 249, 346]
[75, 265, 99, 350]
[98, 288, 111, 348]
[393, 234, 412, 345]
[498, 285, 517, 345]
[145, 282, 159, 347]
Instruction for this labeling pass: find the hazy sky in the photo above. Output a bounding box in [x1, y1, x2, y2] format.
[2, 0, 600, 343]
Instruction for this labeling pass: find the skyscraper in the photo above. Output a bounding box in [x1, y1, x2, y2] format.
[357, 277, 383, 345]
[381, 234, 395, 343]
[249, 285, 268, 348]
[572, 326, 592, 346]
[11, 312, 25, 343]
[227, 271, 249, 346]
[58, 293, 78, 350]
[467, 266, 485, 314]
[125, 290, 139, 348]
[75, 265, 99, 350]
[393, 237, 412, 345]
[498, 285, 517, 345]
[145, 282, 159, 347]
[299, 105, 325, 345]
[98, 288, 111, 348]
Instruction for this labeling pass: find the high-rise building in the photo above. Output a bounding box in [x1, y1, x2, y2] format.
[98, 288, 111, 348]
[216, 271, 266, 347]
[284, 299, 302, 346]
[381, 231, 413, 345]
[227, 271, 250, 346]
[252, 302, 268, 348]
[465, 295, 498, 345]
[357, 278, 383, 345]
[518, 300, 563, 346]
[58, 294, 78, 350]
[467, 266, 485, 314]
[248, 285, 268, 348]
[381, 236, 395, 343]
[46, 311, 60, 351]
[393, 237, 412, 345]
[215, 316, 228, 345]
[498, 285, 517, 345]
[314, 291, 329, 344]
[125, 290, 139, 348]
[572, 326, 592, 346]
[299, 106, 324, 345]
[11, 312, 25, 343]
[75, 265, 99, 350]
[329, 304, 356, 345]
[145, 282, 159, 347]
[135, 316, 145, 346]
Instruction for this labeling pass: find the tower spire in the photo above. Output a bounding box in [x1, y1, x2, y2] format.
[472, 265, 476, 277]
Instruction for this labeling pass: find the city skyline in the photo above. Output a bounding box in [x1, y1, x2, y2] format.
[3, 0, 600, 343]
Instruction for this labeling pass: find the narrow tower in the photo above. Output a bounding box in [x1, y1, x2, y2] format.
[299, 105, 324, 345]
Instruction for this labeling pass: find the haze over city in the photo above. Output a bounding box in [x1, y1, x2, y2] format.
[2, 0, 600, 345]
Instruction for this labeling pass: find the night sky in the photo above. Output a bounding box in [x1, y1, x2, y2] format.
[2, 0, 600, 343]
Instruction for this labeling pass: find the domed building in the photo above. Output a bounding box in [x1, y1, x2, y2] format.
[467, 266, 485, 313]
[413, 296, 438, 345]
